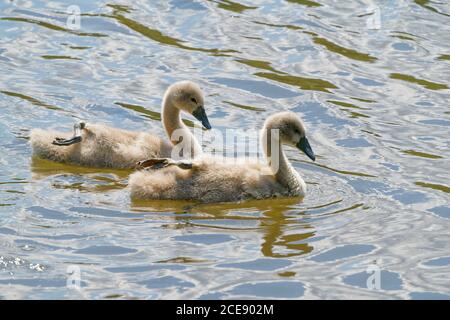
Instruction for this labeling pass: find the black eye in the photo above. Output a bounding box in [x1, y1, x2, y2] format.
[191, 98, 197, 103]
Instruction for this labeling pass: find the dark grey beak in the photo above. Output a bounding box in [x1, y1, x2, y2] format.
[192, 106, 211, 130]
[296, 137, 315, 161]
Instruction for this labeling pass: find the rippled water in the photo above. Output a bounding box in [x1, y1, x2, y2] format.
[1, 0, 449, 299]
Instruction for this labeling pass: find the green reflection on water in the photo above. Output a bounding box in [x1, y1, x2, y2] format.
[328, 100, 371, 118]
[327, 100, 367, 110]
[286, 0, 322, 7]
[110, 11, 237, 56]
[351, 97, 377, 103]
[361, 130, 381, 138]
[4, 190, 26, 194]
[414, 0, 450, 17]
[223, 100, 265, 112]
[211, 0, 257, 13]
[327, 203, 364, 216]
[235, 58, 337, 92]
[235, 59, 283, 74]
[0, 90, 64, 111]
[106, 3, 133, 13]
[390, 31, 419, 42]
[310, 162, 377, 178]
[41, 55, 81, 60]
[252, 20, 303, 30]
[104, 294, 124, 299]
[115, 102, 195, 128]
[255, 72, 337, 92]
[307, 199, 343, 210]
[115, 102, 161, 121]
[391, 34, 416, 41]
[415, 182, 450, 194]
[437, 54, 450, 61]
[0, 17, 107, 37]
[402, 150, 443, 159]
[253, 20, 378, 63]
[313, 37, 377, 63]
[347, 111, 370, 119]
[0, 180, 28, 185]
[69, 46, 91, 50]
[390, 73, 449, 90]
[156, 257, 209, 263]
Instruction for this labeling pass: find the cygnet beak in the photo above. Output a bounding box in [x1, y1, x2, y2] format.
[192, 106, 212, 130]
[296, 136, 315, 161]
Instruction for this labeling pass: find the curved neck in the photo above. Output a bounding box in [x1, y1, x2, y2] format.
[261, 127, 304, 193]
[161, 95, 201, 158]
[162, 95, 183, 140]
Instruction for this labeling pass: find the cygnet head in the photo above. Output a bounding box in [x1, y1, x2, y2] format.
[264, 111, 315, 161]
[165, 81, 211, 129]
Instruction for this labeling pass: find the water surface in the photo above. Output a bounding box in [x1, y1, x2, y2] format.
[0, 0, 449, 299]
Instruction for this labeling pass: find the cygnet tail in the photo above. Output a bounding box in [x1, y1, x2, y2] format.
[30, 129, 78, 163]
